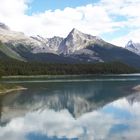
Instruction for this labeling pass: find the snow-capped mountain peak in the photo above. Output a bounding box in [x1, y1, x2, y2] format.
[69, 28, 82, 35]
[126, 40, 135, 49]
[125, 40, 140, 55]
[58, 28, 101, 55]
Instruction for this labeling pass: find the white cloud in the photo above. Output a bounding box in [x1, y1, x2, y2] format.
[0, 0, 29, 16]
[1, 95, 140, 140]
[0, 109, 115, 140]
[0, 0, 121, 38]
[110, 29, 140, 47]
[1, 92, 140, 140]
[98, 0, 140, 18]
[0, 0, 140, 46]
[97, 0, 140, 46]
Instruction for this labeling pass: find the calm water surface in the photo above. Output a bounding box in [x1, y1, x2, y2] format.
[0, 75, 140, 140]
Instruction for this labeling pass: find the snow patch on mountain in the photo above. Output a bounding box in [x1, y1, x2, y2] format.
[125, 40, 140, 55]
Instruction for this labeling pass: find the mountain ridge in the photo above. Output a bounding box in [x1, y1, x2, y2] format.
[0, 22, 140, 67]
[58, 28, 105, 55]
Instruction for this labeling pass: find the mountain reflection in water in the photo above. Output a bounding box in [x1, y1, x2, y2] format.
[0, 77, 140, 140]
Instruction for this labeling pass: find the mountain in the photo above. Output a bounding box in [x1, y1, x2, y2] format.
[31, 35, 63, 53]
[0, 23, 41, 60]
[0, 22, 140, 67]
[0, 42, 24, 61]
[125, 40, 140, 55]
[58, 28, 103, 55]
[58, 29, 140, 67]
[57, 28, 140, 67]
[0, 23, 70, 62]
[87, 43, 140, 67]
[0, 24, 42, 50]
[0, 23, 63, 54]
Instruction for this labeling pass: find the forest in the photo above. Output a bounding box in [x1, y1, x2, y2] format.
[0, 59, 139, 76]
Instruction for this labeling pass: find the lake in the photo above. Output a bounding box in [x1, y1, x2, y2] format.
[0, 74, 140, 140]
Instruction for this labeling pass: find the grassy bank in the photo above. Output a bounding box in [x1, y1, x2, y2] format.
[0, 84, 27, 95]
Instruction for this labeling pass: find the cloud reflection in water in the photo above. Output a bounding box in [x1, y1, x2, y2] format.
[0, 95, 140, 140]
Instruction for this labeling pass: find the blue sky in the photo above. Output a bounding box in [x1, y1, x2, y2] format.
[27, 0, 130, 44]
[28, 0, 98, 14]
[0, 0, 140, 46]
[27, 0, 127, 40]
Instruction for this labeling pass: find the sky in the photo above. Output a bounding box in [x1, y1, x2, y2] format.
[0, 0, 140, 47]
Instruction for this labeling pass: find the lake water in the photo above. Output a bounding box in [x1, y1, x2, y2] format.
[0, 74, 140, 140]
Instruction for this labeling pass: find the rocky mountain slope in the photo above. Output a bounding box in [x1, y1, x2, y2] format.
[58, 28, 103, 55]
[0, 22, 140, 67]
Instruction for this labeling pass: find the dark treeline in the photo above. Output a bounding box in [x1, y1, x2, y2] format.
[0, 59, 139, 76]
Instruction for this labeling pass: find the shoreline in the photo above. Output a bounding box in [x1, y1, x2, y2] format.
[0, 85, 27, 95]
[2, 73, 140, 79]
